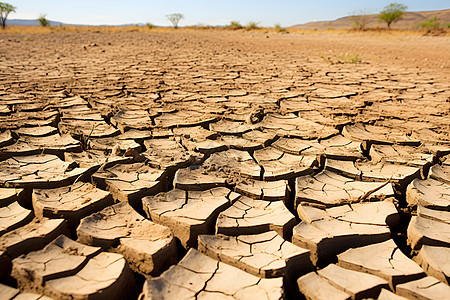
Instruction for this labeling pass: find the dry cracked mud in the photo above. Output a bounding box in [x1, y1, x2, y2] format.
[0, 29, 448, 299]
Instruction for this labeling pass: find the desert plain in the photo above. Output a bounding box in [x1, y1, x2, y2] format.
[0, 28, 449, 299]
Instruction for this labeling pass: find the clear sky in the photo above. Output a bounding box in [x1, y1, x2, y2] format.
[7, 0, 450, 27]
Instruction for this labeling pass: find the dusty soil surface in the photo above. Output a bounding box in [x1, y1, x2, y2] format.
[0, 30, 449, 299]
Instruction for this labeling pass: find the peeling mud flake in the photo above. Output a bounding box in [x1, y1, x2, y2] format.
[45, 252, 136, 300]
[337, 239, 425, 289]
[32, 182, 114, 226]
[92, 162, 166, 205]
[198, 231, 312, 279]
[295, 170, 395, 208]
[292, 202, 397, 266]
[11, 235, 101, 293]
[254, 147, 317, 181]
[396, 276, 450, 300]
[297, 272, 351, 300]
[0, 201, 33, 236]
[216, 196, 297, 239]
[406, 178, 450, 210]
[0, 188, 24, 208]
[140, 249, 284, 300]
[407, 215, 450, 250]
[0, 155, 88, 189]
[414, 245, 450, 285]
[143, 187, 236, 248]
[0, 218, 66, 259]
[317, 264, 389, 299]
[77, 202, 177, 276]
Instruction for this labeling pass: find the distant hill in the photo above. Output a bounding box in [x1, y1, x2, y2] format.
[5, 19, 144, 27]
[6, 19, 64, 26]
[290, 9, 450, 30]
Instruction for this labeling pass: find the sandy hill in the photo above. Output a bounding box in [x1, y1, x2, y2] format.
[291, 9, 450, 30]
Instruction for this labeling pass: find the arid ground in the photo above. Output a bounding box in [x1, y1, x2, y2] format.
[0, 30, 449, 299]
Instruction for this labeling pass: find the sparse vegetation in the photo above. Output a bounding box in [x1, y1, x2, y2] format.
[38, 14, 50, 27]
[274, 23, 286, 33]
[146, 22, 155, 29]
[0, 2, 16, 29]
[320, 53, 361, 64]
[227, 20, 243, 30]
[378, 3, 407, 29]
[417, 17, 440, 30]
[166, 13, 184, 29]
[351, 9, 371, 30]
[246, 21, 260, 30]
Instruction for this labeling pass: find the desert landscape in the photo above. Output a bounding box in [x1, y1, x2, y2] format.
[0, 16, 449, 300]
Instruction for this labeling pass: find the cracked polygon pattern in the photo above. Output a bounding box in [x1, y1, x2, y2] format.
[143, 138, 203, 172]
[110, 109, 155, 133]
[253, 147, 317, 181]
[59, 119, 120, 139]
[77, 202, 177, 275]
[140, 249, 284, 300]
[143, 187, 239, 247]
[0, 201, 33, 236]
[216, 196, 296, 238]
[369, 144, 434, 176]
[0, 155, 88, 189]
[13, 125, 58, 137]
[292, 201, 399, 265]
[198, 231, 312, 278]
[342, 124, 421, 151]
[87, 137, 141, 154]
[406, 178, 450, 210]
[65, 150, 133, 170]
[0, 134, 81, 160]
[295, 170, 395, 208]
[32, 182, 113, 226]
[337, 239, 425, 289]
[12, 235, 101, 293]
[174, 149, 262, 190]
[0, 218, 66, 258]
[325, 158, 421, 188]
[396, 276, 450, 300]
[273, 135, 363, 161]
[209, 119, 254, 135]
[154, 110, 219, 128]
[235, 179, 289, 201]
[45, 252, 135, 300]
[260, 114, 338, 139]
[92, 162, 166, 204]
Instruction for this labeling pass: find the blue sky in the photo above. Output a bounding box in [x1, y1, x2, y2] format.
[8, 0, 450, 27]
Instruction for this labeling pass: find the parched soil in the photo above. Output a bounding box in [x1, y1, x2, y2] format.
[0, 30, 449, 299]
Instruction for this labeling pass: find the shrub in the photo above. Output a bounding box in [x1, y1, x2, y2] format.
[38, 14, 49, 27]
[146, 22, 155, 29]
[246, 21, 260, 30]
[275, 23, 286, 33]
[227, 20, 243, 30]
[417, 17, 440, 30]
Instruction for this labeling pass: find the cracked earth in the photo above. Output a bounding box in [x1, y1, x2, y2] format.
[0, 30, 449, 299]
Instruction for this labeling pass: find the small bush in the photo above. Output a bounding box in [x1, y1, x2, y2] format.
[38, 14, 49, 27]
[227, 20, 243, 30]
[246, 21, 260, 30]
[274, 23, 286, 33]
[417, 17, 440, 30]
[146, 22, 155, 29]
